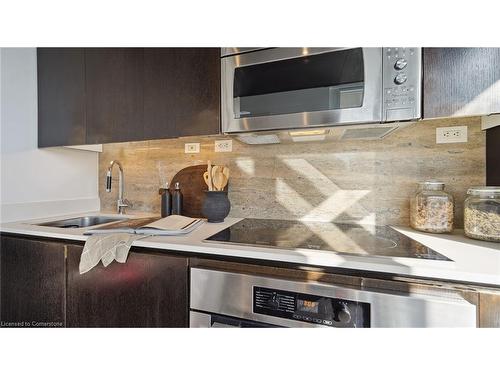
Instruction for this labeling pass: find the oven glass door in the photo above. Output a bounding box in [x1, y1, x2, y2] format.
[222, 48, 383, 133]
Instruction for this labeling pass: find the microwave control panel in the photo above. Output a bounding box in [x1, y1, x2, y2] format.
[382, 47, 422, 122]
[253, 286, 370, 327]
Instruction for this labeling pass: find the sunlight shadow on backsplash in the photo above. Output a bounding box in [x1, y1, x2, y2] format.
[453, 79, 500, 117]
[99, 117, 486, 227]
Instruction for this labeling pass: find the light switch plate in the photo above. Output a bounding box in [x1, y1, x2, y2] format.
[185, 143, 200, 153]
[436, 126, 468, 144]
[215, 139, 232, 152]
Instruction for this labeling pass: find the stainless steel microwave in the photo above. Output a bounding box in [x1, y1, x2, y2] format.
[221, 47, 422, 135]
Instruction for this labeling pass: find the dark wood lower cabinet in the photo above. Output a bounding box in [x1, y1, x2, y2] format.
[2, 234, 500, 328]
[0, 235, 188, 328]
[66, 246, 188, 327]
[0, 236, 66, 327]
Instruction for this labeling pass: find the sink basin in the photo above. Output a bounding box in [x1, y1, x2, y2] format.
[36, 216, 126, 229]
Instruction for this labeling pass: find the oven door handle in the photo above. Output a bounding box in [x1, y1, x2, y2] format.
[211, 321, 237, 328]
[210, 313, 280, 328]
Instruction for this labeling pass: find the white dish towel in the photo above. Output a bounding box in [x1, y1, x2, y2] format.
[79, 234, 150, 274]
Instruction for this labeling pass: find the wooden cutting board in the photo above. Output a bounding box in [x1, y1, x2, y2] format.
[170, 164, 228, 218]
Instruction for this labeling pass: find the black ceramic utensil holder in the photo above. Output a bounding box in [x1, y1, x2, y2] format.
[202, 191, 231, 223]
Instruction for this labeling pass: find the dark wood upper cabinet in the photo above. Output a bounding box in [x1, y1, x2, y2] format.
[66, 246, 189, 328]
[486, 125, 500, 186]
[174, 48, 220, 137]
[143, 48, 220, 139]
[37, 48, 220, 146]
[143, 48, 178, 140]
[85, 48, 145, 144]
[37, 48, 86, 147]
[0, 235, 66, 326]
[423, 48, 500, 119]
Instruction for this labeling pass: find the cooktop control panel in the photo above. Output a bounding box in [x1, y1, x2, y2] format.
[253, 286, 370, 327]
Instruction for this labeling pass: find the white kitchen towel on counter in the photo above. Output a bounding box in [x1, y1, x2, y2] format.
[79, 233, 150, 274]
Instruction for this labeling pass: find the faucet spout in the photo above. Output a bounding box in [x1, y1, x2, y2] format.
[106, 160, 128, 214]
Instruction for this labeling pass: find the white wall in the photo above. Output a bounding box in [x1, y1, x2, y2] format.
[0, 48, 99, 223]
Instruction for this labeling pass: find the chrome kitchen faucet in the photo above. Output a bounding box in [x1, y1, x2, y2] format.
[106, 160, 131, 214]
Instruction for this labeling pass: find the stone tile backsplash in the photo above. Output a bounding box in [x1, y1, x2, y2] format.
[99, 116, 485, 227]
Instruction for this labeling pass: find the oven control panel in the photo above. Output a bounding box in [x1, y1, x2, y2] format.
[253, 286, 370, 327]
[382, 47, 422, 122]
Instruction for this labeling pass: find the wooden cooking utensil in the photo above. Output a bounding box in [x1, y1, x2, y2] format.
[210, 165, 229, 191]
[211, 165, 224, 191]
[207, 160, 213, 191]
[222, 166, 229, 181]
[220, 167, 229, 190]
[203, 172, 211, 190]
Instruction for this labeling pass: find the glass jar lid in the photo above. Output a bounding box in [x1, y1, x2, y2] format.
[418, 181, 445, 190]
[467, 186, 500, 197]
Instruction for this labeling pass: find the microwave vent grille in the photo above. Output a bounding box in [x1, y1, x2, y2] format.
[236, 134, 281, 145]
[340, 126, 397, 140]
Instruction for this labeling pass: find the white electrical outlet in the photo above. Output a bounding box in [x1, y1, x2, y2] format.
[215, 139, 232, 152]
[436, 126, 468, 144]
[184, 143, 200, 153]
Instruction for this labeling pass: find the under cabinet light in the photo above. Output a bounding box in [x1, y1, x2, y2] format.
[288, 129, 328, 137]
[289, 129, 328, 142]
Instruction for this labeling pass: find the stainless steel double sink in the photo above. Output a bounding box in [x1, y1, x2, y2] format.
[36, 216, 127, 229]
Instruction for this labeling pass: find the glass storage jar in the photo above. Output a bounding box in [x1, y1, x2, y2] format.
[410, 181, 454, 233]
[464, 187, 500, 242]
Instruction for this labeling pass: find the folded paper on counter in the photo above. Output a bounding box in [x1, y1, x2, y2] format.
[84, 215, 204, 235]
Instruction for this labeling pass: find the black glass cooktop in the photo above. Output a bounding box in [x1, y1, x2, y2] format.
[204, 219, 451, 261]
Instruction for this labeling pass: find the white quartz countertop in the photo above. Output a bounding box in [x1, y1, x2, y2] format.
[1, 212, 499, 287]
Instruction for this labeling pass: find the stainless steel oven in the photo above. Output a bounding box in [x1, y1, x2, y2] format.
[189, 268, 476, 328]
[221, 47, 422, 134]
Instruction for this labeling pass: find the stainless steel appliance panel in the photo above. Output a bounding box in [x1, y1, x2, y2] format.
[190, 268, 477, 328]
[221, 48, 384, 133]
[382, 47, 422, 121]
[221, 47, 422, 135]
[190, 310, 212, 327]
[220, 47, 268, 57]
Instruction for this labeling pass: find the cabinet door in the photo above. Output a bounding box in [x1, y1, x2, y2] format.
[0, 236, 66, 327]
[143, 48, 220, 140]
[85, 48, 144, 144]
[486, 126, 500, 185]
[66, 246, 188, 327]
[37, 48, 86, 147]
[423, 48, 500, 118]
